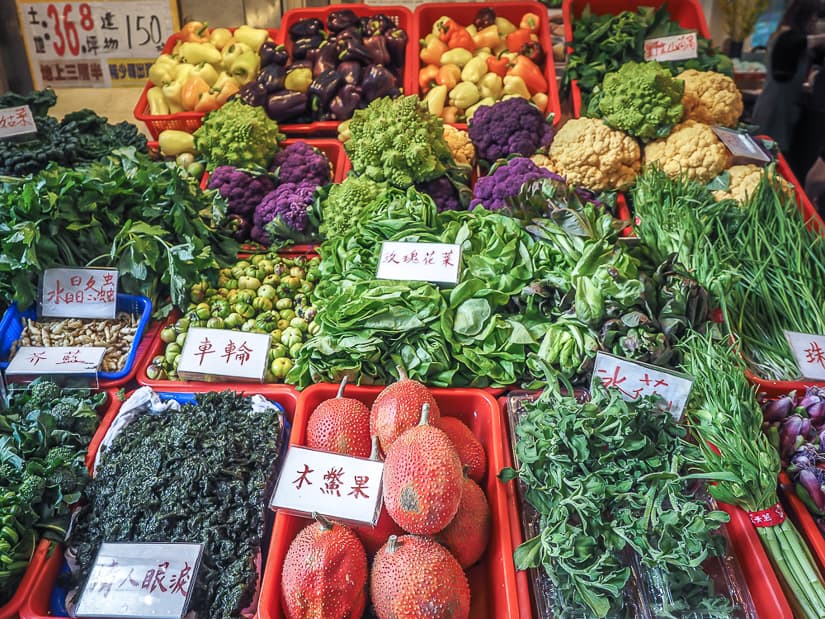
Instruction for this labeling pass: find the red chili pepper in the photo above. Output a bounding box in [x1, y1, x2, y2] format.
[507, 55, 547, 95]
[506, 28, 533, 53]
[486, 54, 510, 77]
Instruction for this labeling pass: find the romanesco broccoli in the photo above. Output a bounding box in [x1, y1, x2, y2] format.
[318, 174, 388, 238]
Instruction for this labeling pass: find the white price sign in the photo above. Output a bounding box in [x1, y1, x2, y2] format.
[376, 242, 461, 284]
[785, 330, 825, 380]
[0, 106, 37, 138]
[76, 542, 202, 618]
[177, 327, 270, 382]
[591, 352, 694, 419]
[712, 127, 772, 165]
[6, 345, 105, 376]
[271, 446, 384, 526]
[644, 32, 698, 62]
[40, 268, 117, 319]
[16, 0, 178, 88]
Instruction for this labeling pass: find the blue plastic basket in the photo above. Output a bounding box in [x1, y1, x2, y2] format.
[0, 294, 152, 384]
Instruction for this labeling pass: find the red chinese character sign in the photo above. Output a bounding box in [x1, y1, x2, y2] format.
[271, 446, 384, 526]
[785, 331, 825, 381]
[591, 352, 694, 420]
[76, 542, 202, 618]
[16, 0, 178, 88]
[40, 267, 117, 319]
[6, 346, 105, 384]
[644, 32, 698, 62]
[177, 328, 270, 382]
[376, 241, 462, 285]
[0, 105, 37, 139]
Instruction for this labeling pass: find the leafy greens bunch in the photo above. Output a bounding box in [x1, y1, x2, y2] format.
[0, 148, 239, 314]
[0, 381, 105, 604]
[70, 391, 283, 619]
[500, 381, 732, 618]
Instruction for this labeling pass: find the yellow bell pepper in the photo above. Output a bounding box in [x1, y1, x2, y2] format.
[191, 62, 219, 86]
[460, 56, 487, 84]
[230, 50, 259, 84]
[161, 80, 183, 106]
[465, 97, 495, 121]
[532, 92, 548, 113]
[474, 48, 492, 60]
[158, 130, 196, 157]
[233, 25, 269, 50]
[439, 48, 473, 68]
[495, 17, 517, 35]
[167, 100, 183, 113]
[503, 75, 530, 99]
[285, 67, 312, 93]
[426, 84, 448, 116]
[209, 28, 233, 50]
[173, 63, 196, 84]
[465, 24, 477, 37]
[472, 25, 501, 50]
[478, 72, 503, 99]
[178, 41, 221, 65]
[149, 54, 177, 86]
[449, 81, 480, 111]
[146, 86, 170, 115]
[221, 42, 251, 71]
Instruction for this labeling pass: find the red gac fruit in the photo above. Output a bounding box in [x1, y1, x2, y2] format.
[436, 473, 491, 568]
[370, 366, 441, 453]
[306, 376, 372, 457]
[436, 416, 486, 482]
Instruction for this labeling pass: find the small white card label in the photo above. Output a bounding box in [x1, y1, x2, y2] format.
[177, 327, 269, 382]
[785, 330, 825, 380]
[76, 542, 202, 619]
[376, 242, 461, 284]
[0, 105, 37, 138]
[271, 446, 384, 526]
[591, 352, 694, 419]
[712, 127, 772, 165]
[644, 32, 698, 62]
[6, 346, 105, 376]
[40, 268, 118, 319]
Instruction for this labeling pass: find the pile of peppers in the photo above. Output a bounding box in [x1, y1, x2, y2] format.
[237, 9, 408, 123]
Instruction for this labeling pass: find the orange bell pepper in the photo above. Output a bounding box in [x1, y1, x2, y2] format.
[486, 54, 510, 77]
[419, 64, 440, 94]
[506, 55, 547, 95]
[181, 74, 210, 110]
[180, 21, 210, 43]
[519, 13, 541, 33]
[215, 81, 239, 105]
[194, 90, 220, 113]
[420, 35, 449, 65]
[435, 17, 475, 51]
[442, 106, 459, 124]
[506, 28, 533, 53]
[436, 64, 461, 90]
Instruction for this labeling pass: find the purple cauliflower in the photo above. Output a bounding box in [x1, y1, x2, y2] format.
[470, 157, 553, 211]
[468, 98, 554, 163]
[415, 175, 462, 212]
[254, 181, 318, 245]
[270, 141, 332, 186]
[207, 166, 276, 216]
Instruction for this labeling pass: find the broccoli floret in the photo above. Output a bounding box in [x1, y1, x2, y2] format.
[0, 462, 21, 487]
[589, 61, 684, 142]
[18, 472, 46, 505]
[318, 174, 387, 238]
[255, 181, 319, 245]
[470, 158, 554, 211]
[345, 96, 454, 188]
[24, 380, 62, 411]
[270, 142, 332, 187]
[194, 99, 285, 171]
[468, 98, 554, 164]
[207, 166, 275, 217]
[46, 446, 79, 468]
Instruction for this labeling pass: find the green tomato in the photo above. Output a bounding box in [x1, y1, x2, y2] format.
[194, 303, 210, 320]
[263, 274, 280, 286]
[277, 319, 290, 331]
[236, 290, 256, 305]
[151, 354, 166, 367]
[290, 317, 308, 332]
[224, 312, 244, 329]
[258, 284, 278, 300]
[145, 363, 166, 381]
[207, 316, 225, 329]
[289, 342, 302, 358]
[270, 329, 283, 343]
[241, 318, 257, 332]
[281, 327, 303, 347]
[307, 321, 321, 336]
[238, 275, 261, 291]
[211, 298, 231, 318]
[224, 278, 239, 290]
[252, 296, 273, 312]
[279, 309, 296, 321]
[258, 259, 275, 275]
[270, 343, 288, 359]
[164, 346, 181, 365]
[289, 266, 306, 279]
[232, 261, 251, 278]
[176, 332, 188, 347]
[251, 254, 266, 265]
[234, 302, 255, 319]
[275, 298, 293, 310]
[160, 326, 177, 343]
[175, 317, 191, 333]
[270, 357, 293, 379]
[190, 281, 209, 303]
[264, 370, 277, 382]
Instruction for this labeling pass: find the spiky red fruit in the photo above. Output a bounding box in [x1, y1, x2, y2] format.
[370, 368, 441, 452]
[306, 379, 371, 457]
[436, 476, 491, 568]
[436, 416, 486, 482]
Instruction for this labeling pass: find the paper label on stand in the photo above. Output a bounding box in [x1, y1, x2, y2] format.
[712, 127, 772, 165]
[591, 352, 694, 419]
[644, 32, 698, 62]
[6, 346, 105, 376]
[271, 446, 384, 525]
[76, 542, 202, 618]
[376, 242, 461, 284]
[785, 330, 825, 380]
[40, 268, 118, 319]
[177, 328, 269, 382]
[0, 106, 37, 138]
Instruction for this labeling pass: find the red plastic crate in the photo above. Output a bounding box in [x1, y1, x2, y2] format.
[277, 4, 414, 136]
[258, 383, 520, 619]
[133, 28, 279, 140]
[779, 471, 825, 576]
[411, 2, 561, 131]
[564, 0, 710, 117]
[497, 396, 792, 618]
[21, 386, 294, 619]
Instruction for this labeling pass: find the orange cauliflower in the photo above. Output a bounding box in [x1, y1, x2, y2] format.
[678, 69, 743, 128]
[442, 125, 475, 166]
[644, 120, 729, 183]
[547, 118, 641, 191]
[712, 164, 794, 203]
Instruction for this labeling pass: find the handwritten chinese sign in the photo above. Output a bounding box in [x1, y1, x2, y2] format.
[644, 32, 698, 62]
[40, 268, 117, 319]
[177, 327, 269, 382]
[16, 0, 178, 88]
[591, 352, 694, 419]
[0, 106, 37, 139]
[711, 127, 772, 165]
[271, 446, 384, 525]
[376, 242, 462, 284]
[785, 331, 825, 380]
[76, 542, 202, 618]
[6, 346, 105, 382]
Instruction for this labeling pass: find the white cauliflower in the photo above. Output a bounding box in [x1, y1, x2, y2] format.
[644, 120, 729, 183]
[678, 69, 743, 128]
